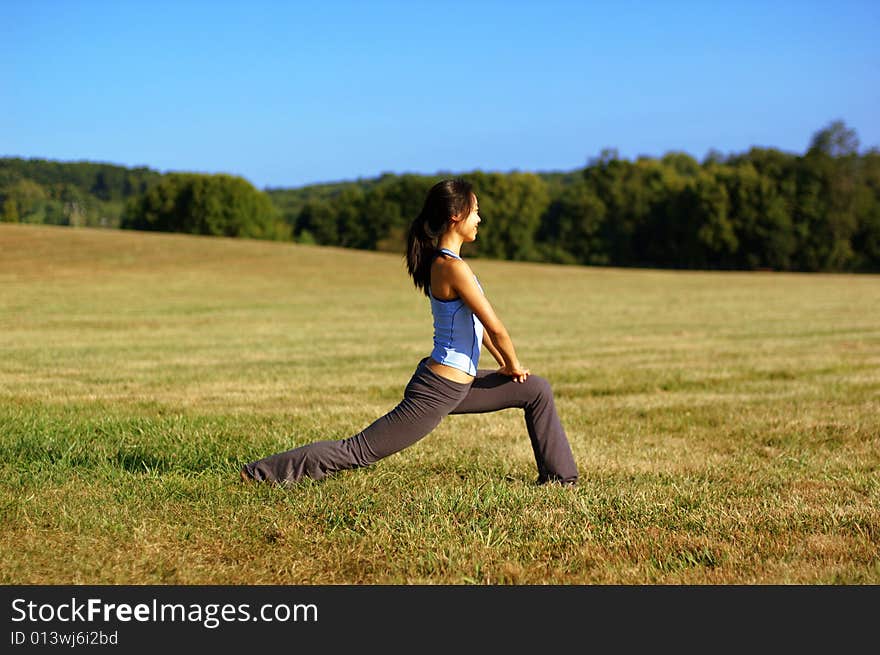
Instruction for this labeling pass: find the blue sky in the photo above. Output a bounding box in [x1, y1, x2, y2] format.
[2, 0, 878, 190]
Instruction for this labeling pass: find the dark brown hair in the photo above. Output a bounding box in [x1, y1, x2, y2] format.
[405, 178, 475, 297]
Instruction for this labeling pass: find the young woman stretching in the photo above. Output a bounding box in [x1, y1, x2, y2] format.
[240, 178, 578, 486]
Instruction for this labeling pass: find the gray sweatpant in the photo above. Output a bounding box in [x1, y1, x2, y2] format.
[241, 357, 578, 485]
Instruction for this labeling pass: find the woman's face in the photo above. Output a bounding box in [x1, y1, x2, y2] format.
[453, 194, 481, 242]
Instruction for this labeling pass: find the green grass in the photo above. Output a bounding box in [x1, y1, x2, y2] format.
[1, 223, 878, 584]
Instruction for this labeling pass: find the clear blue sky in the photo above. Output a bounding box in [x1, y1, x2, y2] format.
[3, 0, 878, 190]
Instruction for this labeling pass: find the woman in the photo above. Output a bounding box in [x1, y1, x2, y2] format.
[240, 178, 578, 486]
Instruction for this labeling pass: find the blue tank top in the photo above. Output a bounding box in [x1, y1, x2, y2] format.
[429, 248, 485, 376]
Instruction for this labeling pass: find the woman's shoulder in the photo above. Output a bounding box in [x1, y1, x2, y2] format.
[432, 252, 471, 275]
[439, 262, 481, 299]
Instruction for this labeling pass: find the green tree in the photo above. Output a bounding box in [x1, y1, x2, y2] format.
[465, 172, 550, 261]
[851, 149, 880, 271]
[335, 186, 369, 249]
[537, 179, 608, 265]
[583, 152, 648, 266]
[296, 199, 338, 245]
[795, 122, 863, 270]
[808, 119, 859, 158]
[121, 173, 284, 239]
[1, 197, 18, 222]
[0, 179, 49, 224]
[719, 163, 796, 270]
[661, 151, 701, 178]
[370, 174, 434, 252]
[669, 170, 738, 269]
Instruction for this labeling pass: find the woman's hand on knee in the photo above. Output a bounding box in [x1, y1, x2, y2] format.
[497, 363, 530, 383]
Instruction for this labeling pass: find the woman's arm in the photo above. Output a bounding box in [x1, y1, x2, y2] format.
[482, 330, 505, 367]
[448, 261, 530, 383]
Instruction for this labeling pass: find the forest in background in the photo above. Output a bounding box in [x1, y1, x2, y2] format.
[2, 120, 878, 272]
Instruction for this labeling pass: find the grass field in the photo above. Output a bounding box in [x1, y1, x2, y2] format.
[1, 223, 878, 584]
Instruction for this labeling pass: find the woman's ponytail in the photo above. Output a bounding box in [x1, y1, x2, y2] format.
[405, 213, 434, 297]
[405, 178, 474, 297]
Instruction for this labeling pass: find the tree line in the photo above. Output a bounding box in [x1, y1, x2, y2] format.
[2, 120, 878, 272]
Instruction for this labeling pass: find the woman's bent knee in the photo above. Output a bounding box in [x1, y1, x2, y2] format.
[526, 374, 553, 400]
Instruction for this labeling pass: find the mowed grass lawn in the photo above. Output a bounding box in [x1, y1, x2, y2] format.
[1, 223, 878, 584]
